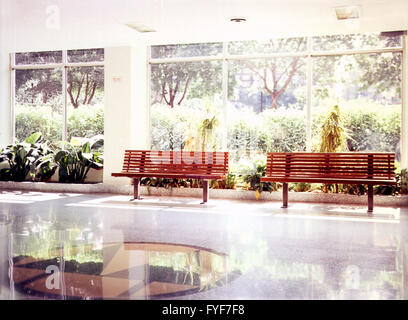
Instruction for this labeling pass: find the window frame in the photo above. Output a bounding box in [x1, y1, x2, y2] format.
[148, 36, 405, 163]
[10, 49, 104, 142]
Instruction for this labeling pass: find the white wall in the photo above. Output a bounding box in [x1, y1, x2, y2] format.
[0, 4, 11, 148]
[103, 45, 149, 185]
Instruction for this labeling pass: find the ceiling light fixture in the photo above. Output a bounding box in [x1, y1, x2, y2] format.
[334, 5, 361, 20]
[125, 22, 156, 33]
[230, 17, 247, 23]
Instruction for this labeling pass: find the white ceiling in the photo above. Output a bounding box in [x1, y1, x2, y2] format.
[1, 0, 408, 52]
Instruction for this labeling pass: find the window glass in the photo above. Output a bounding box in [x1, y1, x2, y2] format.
[15, 51, 62, 65]
[312, 33, 402, 51]
[151, 43, 223, 59]
[67, 48, 104, 63]
[66, 66, 104, 140]
[150, 61, 223, 151]
[229, 37, 307, 55]
[312, 52, 401, 161]
[15, 69, 63, 141]
[227, 57, 307, 161]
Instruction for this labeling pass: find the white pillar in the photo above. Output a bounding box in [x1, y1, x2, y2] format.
[103, 44, 149, 185]
[0, 51, 11, 147]
[401, 33, 408, 169]
[0, 19, 11, 147]
[0, 0, 12, 146]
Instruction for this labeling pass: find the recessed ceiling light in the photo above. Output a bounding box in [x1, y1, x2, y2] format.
[125, 22, 156, 33]
[334, 5, 361, 20]
[230, 17, 247, 23]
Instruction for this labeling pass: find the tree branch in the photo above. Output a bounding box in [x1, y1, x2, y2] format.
[177, 77, 190, 105]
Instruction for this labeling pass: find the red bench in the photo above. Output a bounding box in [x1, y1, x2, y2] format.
[261, 152, 396, 213]
[112, 150, 229, 203]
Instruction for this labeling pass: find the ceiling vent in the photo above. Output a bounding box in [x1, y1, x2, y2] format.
[334, 6, 361, 20]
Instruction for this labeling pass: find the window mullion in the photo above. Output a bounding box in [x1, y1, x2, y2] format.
[10, 53, 16, 143]
[222, 41, 229, 151]
[306, 37, 313, 152]
[62, 50, 68, 141]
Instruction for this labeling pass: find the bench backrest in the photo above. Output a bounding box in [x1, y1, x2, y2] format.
[266, 152, 395, 180]
[121, 150, 229, 176]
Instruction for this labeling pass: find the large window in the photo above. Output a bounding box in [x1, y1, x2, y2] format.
[227, 56, 307, 161]
[312, 52, 401, 160]
[15, 68, 63, 141]
[149, 33, 403, 166]
[150, 56, 223, 151]
[12, 49, 104, 142]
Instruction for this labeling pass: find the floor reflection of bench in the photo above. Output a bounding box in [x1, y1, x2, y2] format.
[112, 150, 229, 203]
[261, 152, 396, 213]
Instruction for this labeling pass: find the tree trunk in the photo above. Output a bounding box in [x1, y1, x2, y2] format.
[86, 82, 97, 104]
[67, 83, 78, 108]
[271, 95, 279, 109]
[82, 73, 89, 105]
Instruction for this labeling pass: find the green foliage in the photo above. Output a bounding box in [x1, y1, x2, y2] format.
[54, 135, 104, 183]
[291, 183, 313, 192]
[151, 61, 222, 108]
[214, 173, 237, 190]
[15, 105, 62, 142]
[228, 107, 307, 159]
[67, 105, 104, 141]
[312, 100, 401, 158]
[141, 177, 201, 189]
[399, 169, 408, 194]
[15, 104, 104, 143]
[0, 132, 56, 182]
[236, 156, 277, 193]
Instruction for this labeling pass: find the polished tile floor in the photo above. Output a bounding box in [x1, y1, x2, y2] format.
[0, 190, 407, 300]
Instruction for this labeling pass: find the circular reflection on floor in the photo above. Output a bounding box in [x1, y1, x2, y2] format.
[12, 242, 241, 300]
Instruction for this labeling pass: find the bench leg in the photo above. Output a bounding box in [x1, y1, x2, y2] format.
[133, 178, 141, 200]
[282, 182, 288, 208]
[202, 180, 209, 204]
[367, 185, 373, 214]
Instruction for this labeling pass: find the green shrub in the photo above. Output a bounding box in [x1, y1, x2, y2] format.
[67, 105, 104, 140]
[15, 105, 62, 142]
[54, 135, 104, 183]
[0, 132, 56, 182]
[15, 104, 104, 143]
[312, 99, 401, 159]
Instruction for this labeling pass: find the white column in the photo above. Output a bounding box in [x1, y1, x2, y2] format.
[103, 44, 149, 185]
[401, 34, 408, 169]
[0, 0, 12, 146]
[0, 51, 11, 147]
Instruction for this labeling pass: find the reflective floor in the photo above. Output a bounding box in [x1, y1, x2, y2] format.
[0, 190, 407, 300]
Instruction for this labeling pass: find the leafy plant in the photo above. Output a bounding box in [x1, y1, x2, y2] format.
[291, 182, 312, 192]
[183, 100, 220, 151]
[211, 173, 237, 190]
[0, 132, 56, 181]
[399, 169, 408, 194]
[54, 135, 104, 183]
[319, 105, 349, 152]
[239, 157, 277, 199]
